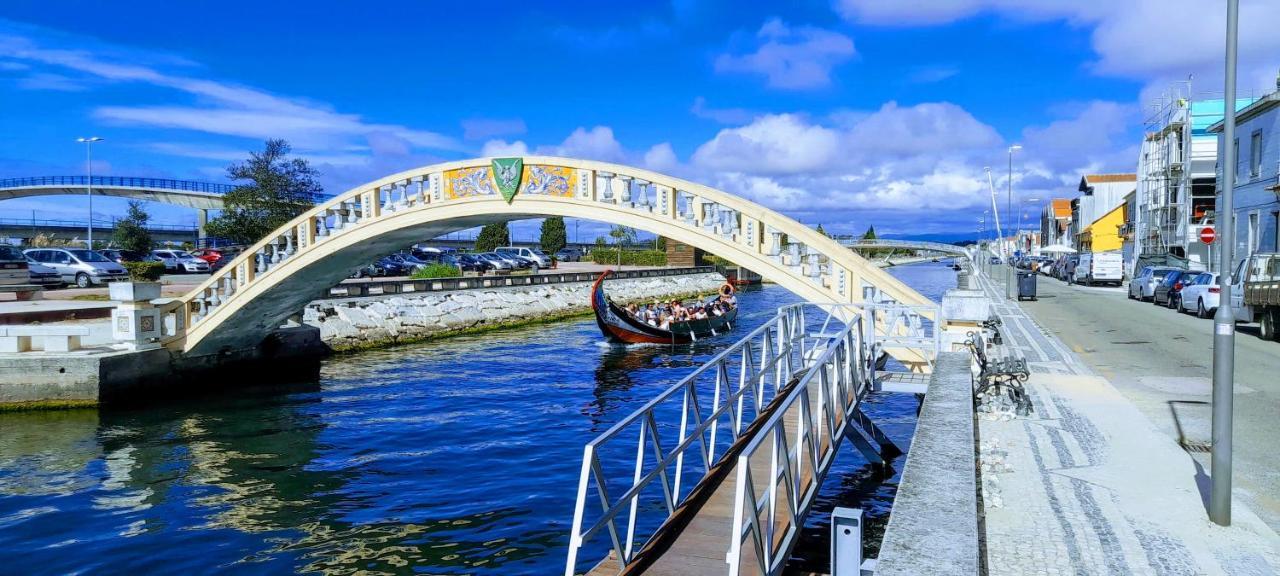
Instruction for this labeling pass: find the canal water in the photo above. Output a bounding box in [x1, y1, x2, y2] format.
[0, 262, 955, 575]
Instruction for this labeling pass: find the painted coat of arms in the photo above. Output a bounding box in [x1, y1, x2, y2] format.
[491, 158, 523, 203]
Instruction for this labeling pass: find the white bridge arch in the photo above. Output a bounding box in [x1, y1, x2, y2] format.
[155, 157, 935, 357]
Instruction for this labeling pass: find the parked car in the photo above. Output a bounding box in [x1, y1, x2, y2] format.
[0, 245, 28, 286]
[1071, 252, 1123, 286]
[1152, 270, 1191, 308]
[190, 248, 229, 269]
[386, 253, 432, 274]
[989, 256, 1002, 265]
[374, 256, 409, 276]
[475, 252, 514, 271]
[556, 248, 582, 262]
[441, 252, 486, 273]
[1177, 272, 1220, 318]
[99, 248, 150, 264]
[26, 260, 62, 287]
[151, 249, 211, 274]
[23, 248, 128, 287]
[1128, 266, 1183, 301]
[497, 247, 552, 267]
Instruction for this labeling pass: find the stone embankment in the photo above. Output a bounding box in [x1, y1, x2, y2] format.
[304, 272, 726, 351]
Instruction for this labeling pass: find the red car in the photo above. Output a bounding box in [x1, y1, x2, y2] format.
[190, 249, 227, 269]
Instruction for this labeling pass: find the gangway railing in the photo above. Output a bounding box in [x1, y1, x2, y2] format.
[565, 301, 941, 575]
[564, 306, 807, 574]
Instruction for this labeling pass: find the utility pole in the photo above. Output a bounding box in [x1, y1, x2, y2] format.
[76, 137, 104, 248]
[1210, 0, 1239, 527]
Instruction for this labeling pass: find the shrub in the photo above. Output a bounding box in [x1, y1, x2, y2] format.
[122, 261, 165, 282]
[411, 263, 462, 279]
[590, 249, 667, 266]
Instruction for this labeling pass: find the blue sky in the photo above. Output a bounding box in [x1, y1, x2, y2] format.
[2, 0, 1279, 242]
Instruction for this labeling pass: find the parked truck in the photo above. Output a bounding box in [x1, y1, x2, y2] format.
[1230, 252, 1280, 341]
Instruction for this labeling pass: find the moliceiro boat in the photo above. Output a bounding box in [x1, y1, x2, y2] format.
[590, 270, 738, 344]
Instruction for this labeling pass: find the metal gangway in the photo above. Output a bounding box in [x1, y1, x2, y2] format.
[565, 302, 941, 576]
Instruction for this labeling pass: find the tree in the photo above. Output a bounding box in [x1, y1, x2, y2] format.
[475, 222, 511, 253]
[204, 139, 321, 245]
[539, 217, 567, 256]
[653, 236, 667, 252]
[816, 223, 827, 237]
[608, 225, 637, 268]
[111, 200, 153, 256]
[862, 225, 877, 240]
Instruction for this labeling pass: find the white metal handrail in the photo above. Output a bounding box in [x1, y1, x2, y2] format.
[727, 310, 870, 575]
[564, 304, 839, 575]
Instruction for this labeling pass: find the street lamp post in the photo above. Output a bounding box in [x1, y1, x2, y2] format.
[1005, 145, 1022, 299]
[76, 137, 104, 248]
[1210, 0, 1239, 527]
[1020, 198, 1041, 256]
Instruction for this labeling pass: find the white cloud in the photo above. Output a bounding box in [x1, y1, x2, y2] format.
[481, 139, 530, 157]
[0, 20, 463, 155]
[714, 18, 856, 90]
[538, 126, 627, 163]
[692, 114, 840, 174]
[15, 72, 86, 91]
[643, 143, 679, 172]
[833, 0, 1280, 87]
[690, 96, 757, 124]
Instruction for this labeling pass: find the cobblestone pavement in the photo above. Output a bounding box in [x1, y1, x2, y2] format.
[974, 271, 1280, 575]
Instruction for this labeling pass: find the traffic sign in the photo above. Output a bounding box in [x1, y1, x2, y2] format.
[1200, 227, 1217, 244]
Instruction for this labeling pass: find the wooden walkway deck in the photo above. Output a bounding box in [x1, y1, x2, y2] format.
[588, 367, 838, 576]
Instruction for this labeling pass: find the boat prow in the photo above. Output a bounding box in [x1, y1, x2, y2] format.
[590, 270, 737, 345]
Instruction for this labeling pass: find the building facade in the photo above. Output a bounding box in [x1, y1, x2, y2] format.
[1071, 174, 1135, 251]
[1039, 199, 1072, 247]
[1211, 91, 1280, 276]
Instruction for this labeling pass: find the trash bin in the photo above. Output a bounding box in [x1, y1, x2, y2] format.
[1017, 271, 1037, 301]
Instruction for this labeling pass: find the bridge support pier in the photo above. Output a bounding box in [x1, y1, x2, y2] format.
[197, 208, 208, 241]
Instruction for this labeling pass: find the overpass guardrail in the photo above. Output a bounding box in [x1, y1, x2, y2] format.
[325, 266, 718, 299]
[0, 176, 236, 194]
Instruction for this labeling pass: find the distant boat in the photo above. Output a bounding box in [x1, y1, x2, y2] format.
[590, 270, 738, 344]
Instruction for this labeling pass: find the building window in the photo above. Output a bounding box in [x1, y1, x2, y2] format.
[1251, 130, 1263, 179]
[1234, 138, 1241, 180]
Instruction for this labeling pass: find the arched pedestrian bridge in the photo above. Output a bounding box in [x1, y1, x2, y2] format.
[837, 237, 971, 258]
[152, 156, 936, 358]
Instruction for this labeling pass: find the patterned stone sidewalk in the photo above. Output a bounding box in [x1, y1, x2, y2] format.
[975, 273, 1280, 575]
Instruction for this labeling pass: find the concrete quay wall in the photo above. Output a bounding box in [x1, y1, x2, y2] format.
[304, 272, 727, 351]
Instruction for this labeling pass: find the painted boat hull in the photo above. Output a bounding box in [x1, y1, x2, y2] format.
[591, 270, 737, 345]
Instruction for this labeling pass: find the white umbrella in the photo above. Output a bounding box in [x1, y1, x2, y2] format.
[1040, 244, 1077, 254]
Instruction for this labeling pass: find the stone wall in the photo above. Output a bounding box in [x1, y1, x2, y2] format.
[303, 271, 726, 351]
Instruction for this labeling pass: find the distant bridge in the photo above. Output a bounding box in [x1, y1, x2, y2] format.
[837, 238, 971, 257]
[0, 216, 198, 245]
[0, 176, 328, 237]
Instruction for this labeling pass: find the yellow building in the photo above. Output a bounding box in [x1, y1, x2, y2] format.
[1079, 202, 1126, 252]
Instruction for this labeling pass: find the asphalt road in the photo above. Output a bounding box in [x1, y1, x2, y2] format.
[1016, 273, 1280, 531]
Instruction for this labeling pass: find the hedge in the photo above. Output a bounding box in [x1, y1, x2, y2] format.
[410, 263, 463, 279]
[589, 249, 667, 266]
[122, 261, 165, 282]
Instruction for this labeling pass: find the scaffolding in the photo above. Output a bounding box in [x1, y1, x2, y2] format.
[1136, 84, 1261, 271]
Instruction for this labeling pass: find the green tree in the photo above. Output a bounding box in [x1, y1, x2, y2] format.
[608, 225, 637, 268]
[816, 223, 827, 237]
[653, 236, 667, 252]
[204, 139, 321, 245]
[474, 222, 511, 253]
[111, 200, 153, 256]
[862, 225, 877, 240]
[539, 217, 567, 256]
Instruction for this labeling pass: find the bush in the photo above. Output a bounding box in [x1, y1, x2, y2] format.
[410, 263, 462, 279]
[122, 261, 165, 282]
[590, 249, 667, 266]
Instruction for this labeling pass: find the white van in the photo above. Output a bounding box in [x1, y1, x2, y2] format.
[1072, 251, 1124, 286]
[496, 246, 552, 267]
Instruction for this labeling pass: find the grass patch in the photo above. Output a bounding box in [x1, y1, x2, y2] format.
[0, 399, 98, 412]
[70, 294, 110, 301]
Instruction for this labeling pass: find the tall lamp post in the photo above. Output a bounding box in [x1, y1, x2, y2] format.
[1210, 0, 1239, 527]
[76, 137, 104, 248]
[1004, 145, 1022, 299]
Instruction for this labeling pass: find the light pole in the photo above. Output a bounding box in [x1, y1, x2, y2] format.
[1210, 0, 1239, 527]
[76, 137, 104, 248]
[1005, 144, 1023, 299]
